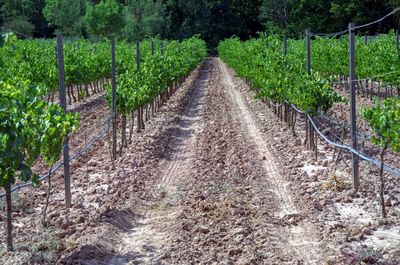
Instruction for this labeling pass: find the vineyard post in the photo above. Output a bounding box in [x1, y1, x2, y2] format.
[283, 34, 288, 123]
[151, 40, 155, 56]
[160, 41, 164, 55]
[284, 35, 288, 56]
[305, 29, 313, 148]
[136, 37, 140, 72]
[56, 34, 72, 208]
[111, 38, 117, 161]
[306, 29, 311, 75]
[349, 22, 360, 191]
[396, 28, 399, 50]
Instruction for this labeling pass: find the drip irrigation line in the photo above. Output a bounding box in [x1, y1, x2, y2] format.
[315, 70, 400, 86]
[313, 119, 343, 142]
[352, 70, 400, 83]
[308, 115, 400, 176]
[317, 114, 372, 141]
[0, 115, 113, 199]
[282, 100, 371, 140]
[286, 101, 400, 176]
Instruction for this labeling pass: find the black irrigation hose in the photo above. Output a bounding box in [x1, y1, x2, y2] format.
[287, 102, 400, 176]
[318, 113, 372, 141]
[309, 115, 400, 176]
[284, 100, 368, 141]
[0, 115, 114, 199]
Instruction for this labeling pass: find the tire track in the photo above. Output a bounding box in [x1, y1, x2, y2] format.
[218, 58, 322, 264]
[218, 59, 297, 217]
[157, 63, 209, 192]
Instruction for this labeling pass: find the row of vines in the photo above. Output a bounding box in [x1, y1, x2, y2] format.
[0, 34, 207, 251]
[218, 33, 400, 218]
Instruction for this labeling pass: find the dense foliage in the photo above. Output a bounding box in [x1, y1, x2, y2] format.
[362, 97, 400, 152]
[260, 0, 400, 37]
[0, 36, 111, 103]
[0, 78, 79, 251]
[362, 97, 400, 218]
[218, 35, 346, 115]
[288, 33, 400, 86]
[0, 30, 205, 251]
[107, 37, 207, 116]
[1, 0, 399, 48]
[0, 81, 79, 188]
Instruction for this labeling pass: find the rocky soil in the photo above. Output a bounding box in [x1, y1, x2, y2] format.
[1, 58, 399, 265]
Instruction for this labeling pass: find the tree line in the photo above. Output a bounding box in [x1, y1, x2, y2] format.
[1, 0, 399, 49]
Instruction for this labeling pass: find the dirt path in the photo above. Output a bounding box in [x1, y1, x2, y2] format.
[107, 62, 210, 264]
[3, 58, 336, 264]
[60, 58, 328, 264]
[157, 67, 209, 192]
[218, 59, 322, 263]
[218, 59, 297, 218]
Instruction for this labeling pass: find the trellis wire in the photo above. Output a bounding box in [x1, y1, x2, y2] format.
[309, 7, 400, 37]
[0, 115, 113, 199]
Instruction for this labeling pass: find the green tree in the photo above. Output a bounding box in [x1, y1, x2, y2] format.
[163, 0, 211, 40]
[124, 0, 165, 40]
[206, 0, 262, 48]
[330, 0, 393, 33]
[43, 0, 86, 36]
[259, 0, 290, 35]
[0, 0, 53, 38]
[0, 0, 42, 37]
[260, 0, 397, 37]
[86, 0, 125, 38]
[2, 16, 34, 37]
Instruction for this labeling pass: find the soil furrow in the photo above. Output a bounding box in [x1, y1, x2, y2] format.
[108, 62, 210, 264]
[218, 58, 323, 263]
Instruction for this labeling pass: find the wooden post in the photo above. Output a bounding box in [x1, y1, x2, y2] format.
[306, 29, 311, 75]
[56, 34, 71, 208]
[349, 23, 360, 191]
[284, 35, 288, 56]
[111, 38, 117, 161]
[136, 38, 140, 72]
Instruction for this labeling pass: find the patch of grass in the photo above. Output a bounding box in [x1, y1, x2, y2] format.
[205, 183, 233, 196]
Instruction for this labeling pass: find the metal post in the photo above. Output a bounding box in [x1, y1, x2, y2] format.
[396, 28, 399, 50]
[136, 38, 140, 72]
[349, 23, 359, 191]
[56, 34, 71, 208]
[284, 35, 288, 56]
[306, 29, 311, 74]
[111, 38, 117, 161]
[151, 40, 155, 56]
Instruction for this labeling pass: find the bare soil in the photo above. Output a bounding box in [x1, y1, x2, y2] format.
[1, 58, 400, 264]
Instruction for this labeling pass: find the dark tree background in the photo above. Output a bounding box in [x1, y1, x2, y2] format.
[0, 0, 399, 48]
